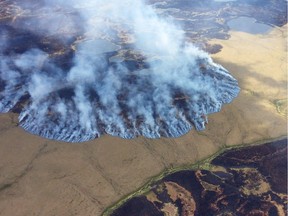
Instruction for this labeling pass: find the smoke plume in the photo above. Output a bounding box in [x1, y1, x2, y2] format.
[0, 0, 240, 142]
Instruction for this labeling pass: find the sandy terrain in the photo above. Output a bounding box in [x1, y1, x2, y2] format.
[0, 26, 286, 215]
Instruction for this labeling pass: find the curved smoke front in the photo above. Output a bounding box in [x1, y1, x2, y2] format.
[0, 0, 240, 142]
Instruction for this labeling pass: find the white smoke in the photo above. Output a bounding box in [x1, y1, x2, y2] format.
[0, 0, 240, 142]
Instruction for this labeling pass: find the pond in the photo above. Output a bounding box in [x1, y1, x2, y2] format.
[77, 39, 120, 55]
[227, 16, 273, 34]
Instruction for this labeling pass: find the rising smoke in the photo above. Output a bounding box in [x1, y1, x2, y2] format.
[0, 0, 240, 142]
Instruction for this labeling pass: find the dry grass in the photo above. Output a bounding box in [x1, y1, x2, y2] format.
[0, 26, 286, 215]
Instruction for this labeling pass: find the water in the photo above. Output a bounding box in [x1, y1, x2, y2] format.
[214, 0, 236, 2]
[227, 16, 273, 34]
[77, 39, 120, 55]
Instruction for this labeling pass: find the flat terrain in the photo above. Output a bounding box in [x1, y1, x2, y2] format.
[0, 23, 286, 215]
[112, 139, 287, 216]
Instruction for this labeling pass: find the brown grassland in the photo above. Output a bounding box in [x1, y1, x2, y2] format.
[0, 26, 286, 215]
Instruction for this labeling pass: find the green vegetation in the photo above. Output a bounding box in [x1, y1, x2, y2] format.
[272, 99, 287, 117]
[102, 136, 286, 216]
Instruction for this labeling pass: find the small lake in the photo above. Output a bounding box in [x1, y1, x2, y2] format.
[214, 0, 236, 2]
[77, 39, 120, 55]
[227, 16, 273, 34]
